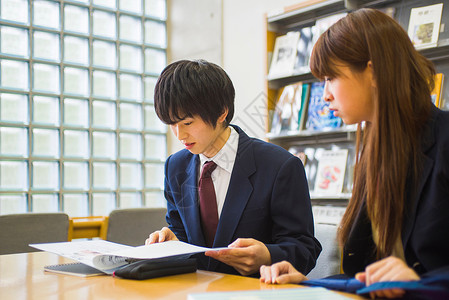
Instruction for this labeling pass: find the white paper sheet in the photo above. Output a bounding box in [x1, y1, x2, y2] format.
[30, 240, 226, 274]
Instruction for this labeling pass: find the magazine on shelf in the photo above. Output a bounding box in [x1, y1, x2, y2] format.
[407, 3, 443, 49]
[270, 82, 298, 134]
[268, 31, 300, 79]
[269, 86, 288, 134]
[289, 83, 303, 132]
[311, 12, 347, 47]
[293, 26, 313, 74]
[290, 82, 311, 132]
[30, 240, 225, 275]
[289, 146, 319, 192]
[313, 149, 349, 196]
[305, 81, 342, 131]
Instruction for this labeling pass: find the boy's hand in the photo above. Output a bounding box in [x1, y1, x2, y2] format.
[145, 227, 179, 244]
[205, 238, 271, 276]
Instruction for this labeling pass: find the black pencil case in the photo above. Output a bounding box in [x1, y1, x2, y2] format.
[113, 258, 197, 280]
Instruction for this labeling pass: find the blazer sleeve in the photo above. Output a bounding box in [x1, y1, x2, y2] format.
[164, 156, 188, 242]
[423, 265, 449, 278]
[265, 155, 322, 275]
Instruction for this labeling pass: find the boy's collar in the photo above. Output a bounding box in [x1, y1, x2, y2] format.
[199, 126, 238, 173]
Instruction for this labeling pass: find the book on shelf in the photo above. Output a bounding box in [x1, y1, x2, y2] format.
[288, 82, 311, 132]
[297, 83, 311, 131]
[288, 83, 302, 132]
[313, 149, 349, 196]
[268, 31, 300, 79]
[290, 141, 356, 196]
[293, 26, 313, 74]
[289, 146, 319, 192]
[407, 3, 444, 50]
[343, 143, 356, 194]
[270, 85, 291, 134]
[431, 73, 444, 108]
[270, 81, 310, 134]
[305, 81, 342, 131]
[30, 240, 224, 277]
[270, 82, 298, 134]
[378, 6, 396, 19]
[312, 205, 346, 226]
[311, 12, 347, 47]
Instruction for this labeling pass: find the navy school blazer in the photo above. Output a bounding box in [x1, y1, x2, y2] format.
[163, 125, 321, 275]
[343, 105, 449, 277]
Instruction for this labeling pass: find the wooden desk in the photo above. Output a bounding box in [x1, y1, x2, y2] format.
[0, 252, 364, 299]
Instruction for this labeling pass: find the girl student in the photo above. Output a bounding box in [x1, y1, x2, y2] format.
[260, 8, 449, 299]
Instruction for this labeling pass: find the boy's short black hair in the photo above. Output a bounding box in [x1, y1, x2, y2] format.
[154, 59, 235, 128]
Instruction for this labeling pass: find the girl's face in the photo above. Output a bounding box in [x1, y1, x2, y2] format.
[323, 63, 375, 124]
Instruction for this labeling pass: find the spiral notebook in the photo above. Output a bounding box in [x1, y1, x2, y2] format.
[44, 262, 106, 277]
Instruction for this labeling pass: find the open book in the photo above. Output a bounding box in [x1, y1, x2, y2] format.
[30, 240, 226, 275]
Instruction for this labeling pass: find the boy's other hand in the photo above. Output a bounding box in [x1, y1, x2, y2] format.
[145, 227, 178, 244]
[205, 238, 271, 276]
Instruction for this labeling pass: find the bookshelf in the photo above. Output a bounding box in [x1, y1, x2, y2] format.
[265, 0, 449, 206]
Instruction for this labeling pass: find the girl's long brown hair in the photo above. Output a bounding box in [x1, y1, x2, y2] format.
[310, 9, 435, 258]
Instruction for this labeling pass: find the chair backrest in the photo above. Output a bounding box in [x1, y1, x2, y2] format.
[307, 223, 341, 279]
[106, 207, 167, 246]
[0, 213, 69, 255]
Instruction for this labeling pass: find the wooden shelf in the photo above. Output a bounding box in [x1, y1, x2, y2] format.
[311, 192, 352, 200]
[268, 0, 344, 31]
[268, 71, 316, 90]
[421, 41, 449, 62]
[267, 126, 357, 145]
[267, 0, 400, 31]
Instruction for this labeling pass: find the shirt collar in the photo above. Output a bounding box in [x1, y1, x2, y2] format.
[199, 126, 239, 174]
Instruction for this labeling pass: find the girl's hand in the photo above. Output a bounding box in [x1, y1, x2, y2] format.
[355, 256, 419, 299]
[259, 260, 307, 284]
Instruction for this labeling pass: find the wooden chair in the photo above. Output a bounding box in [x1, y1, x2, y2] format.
[68, 216, 109, 241]
[0, 212, 69, 255]
[106, 207, 167, 246]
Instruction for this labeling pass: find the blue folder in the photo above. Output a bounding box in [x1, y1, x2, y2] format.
[302, 273, 449, 299]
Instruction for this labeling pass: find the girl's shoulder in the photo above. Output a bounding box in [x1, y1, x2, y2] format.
[433, 107, 449, 136]
[428, 107, 449, 151]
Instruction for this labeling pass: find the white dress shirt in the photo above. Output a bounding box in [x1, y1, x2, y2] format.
[199, 126, 239, 218]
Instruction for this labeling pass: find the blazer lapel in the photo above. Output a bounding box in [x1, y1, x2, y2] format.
[343, 201, 377, 276]
[402, 108, 436, 249]
[208, 127, 256, 270]
[179, 155, 206, 246]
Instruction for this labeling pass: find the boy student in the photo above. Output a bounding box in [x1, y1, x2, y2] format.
[145, 59, 321, 276]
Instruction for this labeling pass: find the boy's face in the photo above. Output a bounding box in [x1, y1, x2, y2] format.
[170, 113, 229, 158]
